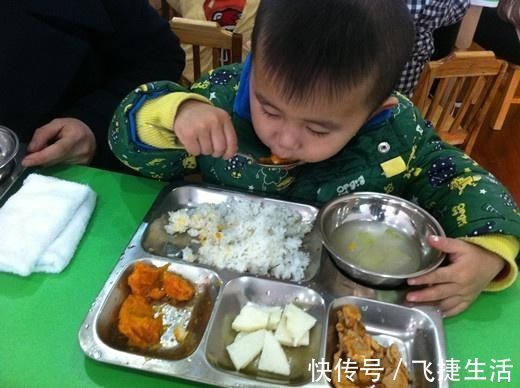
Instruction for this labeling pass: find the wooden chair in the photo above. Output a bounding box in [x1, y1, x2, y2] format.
[412, 51, 508, 155]
[170, 17, 243, 82]
[492, 64, 520, 130]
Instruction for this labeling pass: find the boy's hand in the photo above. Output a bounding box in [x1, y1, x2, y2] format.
[406, 235, 505, 317]
[174, 100, 238, 160]
[22, 118, 96, 167]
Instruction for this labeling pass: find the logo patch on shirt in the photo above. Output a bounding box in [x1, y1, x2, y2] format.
[380, 156, 406, 178]
[336, 175, 366, 194]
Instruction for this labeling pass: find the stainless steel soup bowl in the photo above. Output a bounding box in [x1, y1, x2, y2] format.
[318, 192, 446, 287]
[0, 126, 19, 182]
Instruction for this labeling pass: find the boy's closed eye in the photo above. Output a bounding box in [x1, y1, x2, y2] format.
[259, 99, 332, 135]
[262, 105, 329, 137]
[261, 105, 281, 119]
[305, 125, 329, 137]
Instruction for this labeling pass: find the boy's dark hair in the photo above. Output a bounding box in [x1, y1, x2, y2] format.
[251, 0, 415, 111]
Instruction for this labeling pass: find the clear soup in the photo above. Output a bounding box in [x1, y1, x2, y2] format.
[329, 220, 421, 275]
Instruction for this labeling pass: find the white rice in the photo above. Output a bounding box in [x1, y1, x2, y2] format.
[164, 199, 312, 281]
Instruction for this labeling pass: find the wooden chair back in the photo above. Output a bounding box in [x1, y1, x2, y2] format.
[492, 64, 520, 130]
[170, 17, 243, 82]
[412, 51, 508, 155]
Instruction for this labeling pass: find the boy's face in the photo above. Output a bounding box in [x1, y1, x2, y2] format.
[250, 61, 375, 163]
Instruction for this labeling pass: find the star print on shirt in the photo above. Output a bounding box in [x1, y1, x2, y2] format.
[209, 70, 234, 85]
[480, 189, 487, 195]
[209, 92, 217, 101]
[427, 156, 457, 187]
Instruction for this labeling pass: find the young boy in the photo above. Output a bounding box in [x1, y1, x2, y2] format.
[109, 0, 519, 317]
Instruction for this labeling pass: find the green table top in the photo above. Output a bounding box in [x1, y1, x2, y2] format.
[0, 165, 518, 387]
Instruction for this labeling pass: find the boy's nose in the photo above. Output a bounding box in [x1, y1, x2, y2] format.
[277, 124, 301, 151]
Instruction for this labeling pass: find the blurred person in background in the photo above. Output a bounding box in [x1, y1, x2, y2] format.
[475, 0, 520, 65]
[398, 0, 471, 96]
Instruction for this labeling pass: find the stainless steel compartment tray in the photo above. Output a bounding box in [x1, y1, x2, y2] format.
[79, 182, 448, 387]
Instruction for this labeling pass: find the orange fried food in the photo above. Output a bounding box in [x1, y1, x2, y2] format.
[128, 262, 168, 300]
[258, 154, 297, 165]
[163, 271, 195, 302]
[332, 304, 411, 388]
[118, 262, 196, 349]
[118, 294, 163, 349]
[270, 154, 296, 165]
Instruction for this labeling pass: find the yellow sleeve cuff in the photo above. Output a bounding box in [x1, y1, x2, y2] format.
[136, 92, 210, 149]
[460, 234, 519, 292]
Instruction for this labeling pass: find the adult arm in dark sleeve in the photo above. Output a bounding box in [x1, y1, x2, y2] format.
[64, 0, 185, 167]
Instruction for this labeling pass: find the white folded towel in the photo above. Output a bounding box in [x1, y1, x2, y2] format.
[0, 173, 96, 276]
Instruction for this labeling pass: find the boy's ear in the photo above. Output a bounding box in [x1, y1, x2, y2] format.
[368, 96, 399, 119]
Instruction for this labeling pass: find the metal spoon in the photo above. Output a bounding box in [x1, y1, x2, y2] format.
[146, 123, 304, 169]
[238, 154, 303, 169]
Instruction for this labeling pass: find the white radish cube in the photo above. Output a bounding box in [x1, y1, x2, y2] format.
[294, 330, 310, 346]
[274, 315, 293, 346]
[233, 331, 247, 343]
[232, 304, 270, 332]
[274, 315, 310, 347]
[284, 303, 316, 346]
[258, 331, 291, 376]
[226, 329, 266, 370]
[264, 306, 283, 330]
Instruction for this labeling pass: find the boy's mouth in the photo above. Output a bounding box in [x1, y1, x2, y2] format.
[267, 146, 298, 161]
[258, 154, 298, 165]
